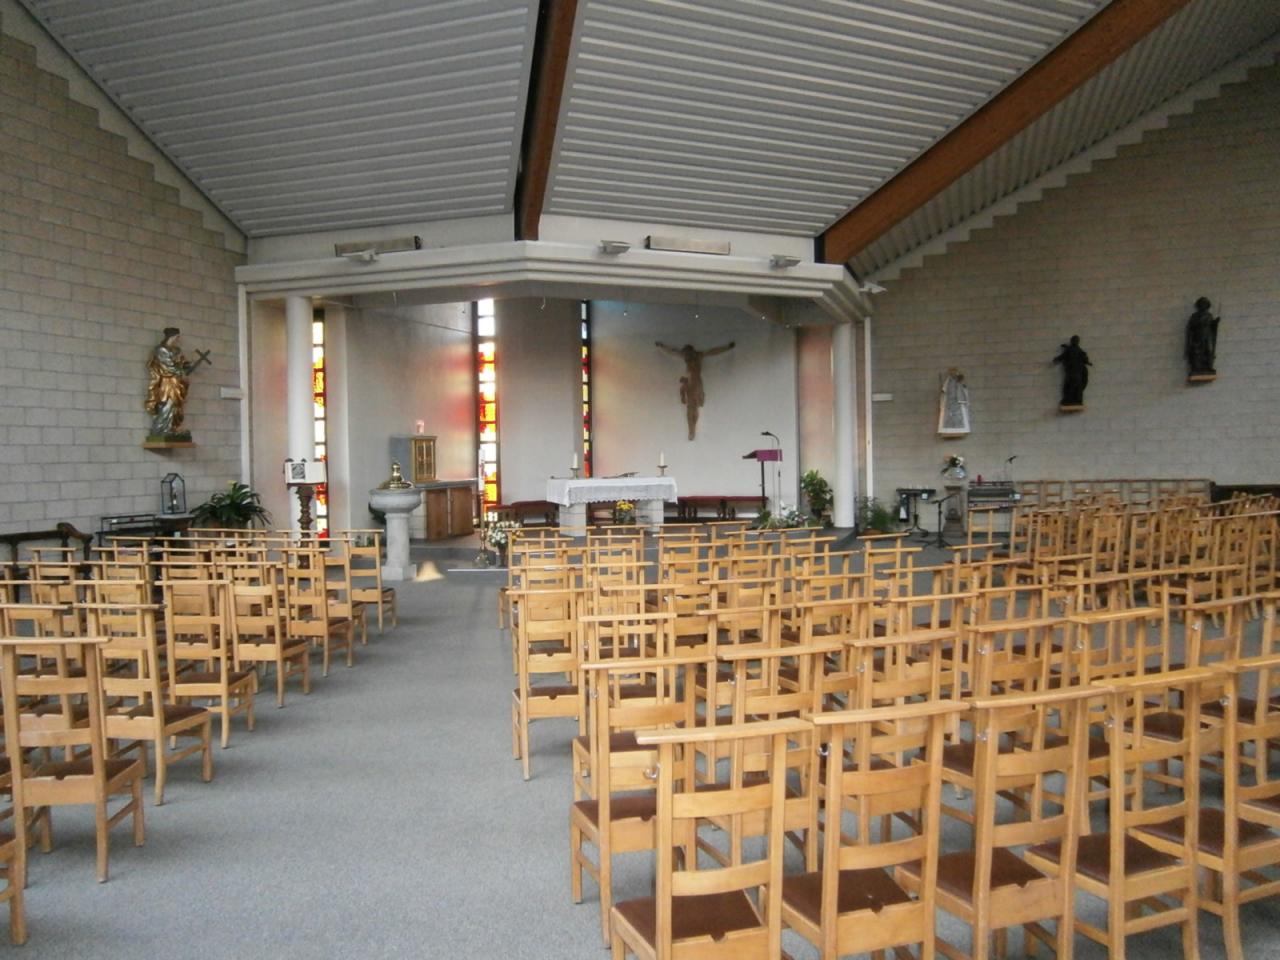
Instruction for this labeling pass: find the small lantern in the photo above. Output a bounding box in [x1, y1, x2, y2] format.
[161, 473, 186, 515]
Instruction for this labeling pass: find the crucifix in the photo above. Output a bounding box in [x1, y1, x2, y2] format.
[655, 340, 735, 441]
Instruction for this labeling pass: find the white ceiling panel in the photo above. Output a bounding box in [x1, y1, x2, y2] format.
[19, 0, 539, 236]
[851, 0, 1280, 275]
[546, 0, 1111, 235]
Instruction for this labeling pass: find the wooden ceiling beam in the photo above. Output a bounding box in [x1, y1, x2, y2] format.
[515, 0, 579, 241]
[818, 0, 1194, 265]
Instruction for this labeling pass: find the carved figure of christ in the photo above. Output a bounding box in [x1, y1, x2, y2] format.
[655, 340, 735, 440]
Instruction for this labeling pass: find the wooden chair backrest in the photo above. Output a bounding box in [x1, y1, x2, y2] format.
[637, 718, 804, 960]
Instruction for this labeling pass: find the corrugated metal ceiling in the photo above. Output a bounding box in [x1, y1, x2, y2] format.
[18, 0, 539, 237]
[546, 0, 1111, 235]
[851, 0, 1280, 276]
[15, 0, 1278, 261]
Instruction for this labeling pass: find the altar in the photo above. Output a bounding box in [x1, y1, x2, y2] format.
[546, 476, 677, 536]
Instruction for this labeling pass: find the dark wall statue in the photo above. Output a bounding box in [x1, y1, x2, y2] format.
[1052, 335, 1090, 411]
[1186, 296, 1220, 382]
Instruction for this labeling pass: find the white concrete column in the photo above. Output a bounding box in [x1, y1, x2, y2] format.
[285, 296, 314, 533]
[832, 321, 859, 528]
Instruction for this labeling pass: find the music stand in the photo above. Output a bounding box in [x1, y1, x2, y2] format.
[742, 448, 782, 513]
[929, 493, 957, 548]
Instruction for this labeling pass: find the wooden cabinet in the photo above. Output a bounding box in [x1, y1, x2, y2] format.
[423, 483, 475, 540]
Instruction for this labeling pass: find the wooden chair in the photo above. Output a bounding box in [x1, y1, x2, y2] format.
[0, 636, 145, 883]
[1026, 669, 1215, 959]
[283, 550, 355, 676]
[161, 579, 257, 747]
[0, 818, 23, 944]
[903, 686, 1092, 960]
[322, 542, 370, 645]
[570, 654, 702, 943]
[1132, 655, 1280, 960]
[609, 718, 806, 960]
[228, 576, 311, 707]
[349, 531, 397, 632]
[509, 585, 582, 780]
[783, 700, 962, 960]
[86, 602, 213, 805]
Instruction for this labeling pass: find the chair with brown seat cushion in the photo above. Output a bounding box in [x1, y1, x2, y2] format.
[1133, 654, 1280, 960]
[902, 686, 1092, 960]
[610, 718, 806, 960]
[0, 635, 144, 884]
[570, 653, 702, 945]
[783, 700, 961, 960]
[1025, 669, 1217, 960]
[160, 578, 257, 747]
[86, 601, 212, 805]
[282, 547, 355, 678]
[227, 574, 311, 708]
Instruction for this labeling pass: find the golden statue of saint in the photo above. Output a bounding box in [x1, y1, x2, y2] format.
[145, 327, 195, 438]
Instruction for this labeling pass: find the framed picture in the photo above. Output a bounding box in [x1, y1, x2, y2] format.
[411, 436, 437, 483]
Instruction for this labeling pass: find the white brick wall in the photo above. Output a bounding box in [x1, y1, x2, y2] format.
[0, 26, 244, 535]
[869, 62, 1280, 514]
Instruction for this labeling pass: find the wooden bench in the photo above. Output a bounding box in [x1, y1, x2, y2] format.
[0, 522, 94, 580]
[493, 500, 559, 526]
[676, 495, 764, 520]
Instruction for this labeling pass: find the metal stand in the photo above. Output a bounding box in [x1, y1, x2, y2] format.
[929, 494, 956, 548]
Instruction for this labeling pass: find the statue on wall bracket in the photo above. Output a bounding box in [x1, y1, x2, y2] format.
[937, 368, 971, 437]
[1185, 296, 1220, 383]
[1052, 335, 1090, 412]
[145, 327, 209, 443]
[655, 340, 735, 441]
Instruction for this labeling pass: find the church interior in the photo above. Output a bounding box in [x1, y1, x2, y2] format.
[1, 0, 1279, 956]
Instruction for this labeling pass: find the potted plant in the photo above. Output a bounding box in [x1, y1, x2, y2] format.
[855, 496, 895, 535]
[613, 500, 636, 524]
[800, 469, 834, 525]
[191, 482, 271, 529]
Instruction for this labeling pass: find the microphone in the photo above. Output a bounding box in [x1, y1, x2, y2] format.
[1006, 455, 1018, 463]
[761, 430, 776, 438]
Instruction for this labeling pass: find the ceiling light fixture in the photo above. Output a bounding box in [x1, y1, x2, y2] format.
[769, 254, 802, 269]
[858, 280, 887, 295]
[341, 249, 379, 264]
[599, 240, 631, 255]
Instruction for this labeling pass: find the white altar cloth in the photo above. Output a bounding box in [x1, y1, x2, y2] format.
[546, 476, 678, 506]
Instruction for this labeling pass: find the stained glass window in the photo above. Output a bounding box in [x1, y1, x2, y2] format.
[475, 299, 499, 512]
[580, 301, 592, 477]
[312, 311, 329, 537]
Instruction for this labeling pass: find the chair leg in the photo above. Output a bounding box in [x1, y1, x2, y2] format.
[154, 747, 167, 806]
[246, 688, 256, 732]
[220, 703, 231, 749]
[321, 637, 330, 677]
[301, 651, 311, 694]
[132, 775, 145, 847]
[277, 658, 286, 707]
[95, 800, 109, 883]
[8, 882, 25, 946]
[346, 624, 355, 667]
[201, 718, 214, 783]
[570, 820, 583, 904]
[1222, 872, 1243, 960]
[610, 927, 626, 960]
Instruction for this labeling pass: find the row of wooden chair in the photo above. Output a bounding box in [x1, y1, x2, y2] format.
[0, 528, 401, 943]
[496, 514, 1280, 958]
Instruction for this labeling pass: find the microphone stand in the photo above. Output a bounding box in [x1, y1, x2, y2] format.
[930, 492, 957, 549]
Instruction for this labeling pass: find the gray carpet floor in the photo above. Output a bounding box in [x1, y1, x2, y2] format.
[13, 544, 1280, 958]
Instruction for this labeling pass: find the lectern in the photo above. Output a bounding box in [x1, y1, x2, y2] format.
[742, 448, 782, 512]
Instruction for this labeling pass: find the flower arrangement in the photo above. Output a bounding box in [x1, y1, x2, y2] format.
[614, 500, 636, 524]
[754, 504, 808, 530]
[941, 454, 967, 479]
[484, 520, 521, 550]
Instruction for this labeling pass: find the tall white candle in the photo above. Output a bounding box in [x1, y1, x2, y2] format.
[572, 452, 579, 470]
[658, 450, 666, 468]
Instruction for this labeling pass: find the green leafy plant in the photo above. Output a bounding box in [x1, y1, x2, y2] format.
[191, 482, 271, 528]
[800, 469, 834, 524]
[855, 496, 896, 534]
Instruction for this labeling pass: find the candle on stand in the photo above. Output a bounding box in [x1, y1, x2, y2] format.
[572, 452, 579, 470]
[658, 450, 666, 468]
